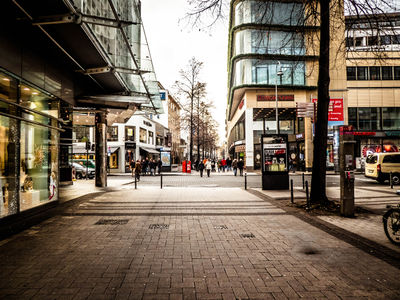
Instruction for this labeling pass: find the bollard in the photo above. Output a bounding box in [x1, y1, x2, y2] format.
[302, 173, 305, 190]
[134, 173, 137, 190]
[290, 179, 294, 204]
[390, 172, 393, 189]
[305, 180, 310, 209]
[161, 173, 163, 189]
[245, 173, 247, 190]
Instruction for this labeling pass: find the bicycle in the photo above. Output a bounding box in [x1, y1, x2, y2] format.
[383, 204, 400, 246]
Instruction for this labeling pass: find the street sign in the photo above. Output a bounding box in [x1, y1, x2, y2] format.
[296, 102, 315, 118]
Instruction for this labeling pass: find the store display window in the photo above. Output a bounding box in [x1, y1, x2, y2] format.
[262, 136, 287, 172]
[139, 127, 147, 143]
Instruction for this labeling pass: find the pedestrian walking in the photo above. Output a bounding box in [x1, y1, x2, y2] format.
[232, 159, 238, 176]
[238, 158, 244, 176]
[226, 157, 232, 171]
[221, 158, 226, 172]
[198, 160, 205, 177]
[211, 159, 216, 172]
[130, 159, 136, 178]
[150, 159, 156, 176]
[157, 159, 162, 175]
[135, 160, 142, 181]
[205, 158, 212, 177]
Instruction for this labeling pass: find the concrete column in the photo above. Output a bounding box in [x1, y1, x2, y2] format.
[245, 108, 254, 171]
[95, 111, 107, 187]
[304, 117, 313, 172]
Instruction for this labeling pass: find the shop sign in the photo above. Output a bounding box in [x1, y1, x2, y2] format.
[297, 102, 315, 118]
[257, 95, 294, 101]
[353, 132, 376, 136]
[339, 125, 354, 135]
[312, 98, 344, 121]
[235, 145, 246, 152]
[143, 120, 153, 127]
[385, 131, 400, 137]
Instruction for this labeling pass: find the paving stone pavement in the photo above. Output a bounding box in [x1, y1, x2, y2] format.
[1, 187, 400, 300]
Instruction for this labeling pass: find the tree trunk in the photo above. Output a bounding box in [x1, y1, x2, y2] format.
[310, 0, 330, 205]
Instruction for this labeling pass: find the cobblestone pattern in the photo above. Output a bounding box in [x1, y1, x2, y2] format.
[0, 188, 399, 299]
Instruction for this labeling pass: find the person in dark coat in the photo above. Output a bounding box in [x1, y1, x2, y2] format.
[135, 160, 142, 181]
[198, 160, 205, 177]
[232, 159, 238, 176]
[238, 159, 244, 176]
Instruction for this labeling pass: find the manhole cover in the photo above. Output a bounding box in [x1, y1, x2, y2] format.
[149, 224, 169, 229]
[240, 233, 255, 239]
[95, 219, 129, 225]
[214, 225, 228, 229]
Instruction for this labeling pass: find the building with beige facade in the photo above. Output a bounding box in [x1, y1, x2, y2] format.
[226, 0, 347, 171]
[345, 12, 400, 167]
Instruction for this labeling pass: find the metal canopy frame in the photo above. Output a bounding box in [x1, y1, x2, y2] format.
[12, 0, 161, 113]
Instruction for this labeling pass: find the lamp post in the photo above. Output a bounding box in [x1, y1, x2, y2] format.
[275, 61, 283, 134]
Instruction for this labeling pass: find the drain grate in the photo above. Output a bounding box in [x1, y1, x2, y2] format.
[214, 225, 228, 230]
[95, 219, 129, 225]
[240, 233, 255, 239]
[149, 224, 169, 229]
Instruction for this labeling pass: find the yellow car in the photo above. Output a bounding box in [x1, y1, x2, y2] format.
[365, 152, 400, 184]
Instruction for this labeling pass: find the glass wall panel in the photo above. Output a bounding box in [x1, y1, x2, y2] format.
[369, 67, 381, 80]
[347, 67, 356, 80]
[348, 107, 357, 128]
[249, 30, 305, 56]
[357, 67, 368, 80]
[382, 66, 393, 80]
[394, 66, 400, 80]
[251, 1, 304, 26]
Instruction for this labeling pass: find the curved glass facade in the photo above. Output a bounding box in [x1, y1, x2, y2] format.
[233, 59, 305, 86]
[234, 1, 304, 27]
[231, 1, 307, 89]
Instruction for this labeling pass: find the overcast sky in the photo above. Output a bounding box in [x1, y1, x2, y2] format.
[141, 0, 228, 143]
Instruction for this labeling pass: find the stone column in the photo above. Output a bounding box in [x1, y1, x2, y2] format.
[245, 108, 254, 171]
[95, 111, 107, 187]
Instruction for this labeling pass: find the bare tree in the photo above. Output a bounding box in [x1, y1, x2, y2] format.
[175, 57, 206, 162]
[185, 0, 397, 206]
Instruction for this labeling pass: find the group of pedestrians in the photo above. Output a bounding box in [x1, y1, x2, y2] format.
[130, 157, 163, 180]
[195, 157, 245, 177]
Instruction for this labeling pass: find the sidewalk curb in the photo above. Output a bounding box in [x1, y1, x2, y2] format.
[247, 188, 400, 270]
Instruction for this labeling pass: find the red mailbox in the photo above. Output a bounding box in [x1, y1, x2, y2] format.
[182, 160, 187, 173]
[187, 161, 191, 173]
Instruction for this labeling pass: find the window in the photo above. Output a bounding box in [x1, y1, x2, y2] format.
[74, 126, 91, 142]
[251, 2, 304, 26]
[358, 107, 380, 130]
[346, 37, 353, 47]
[380, 35, 391, 45]
[367, 36, 378, 46]
[393, 155, 400, 163]
[107, 126, 118, 141]
[394, 66, 400, 80]
[125, 126, 135, 141]
[383, 155, 393, 163]
[366, 155, 377, 164]
[369, 67, 381, 80]
[148, 131, 154, 145]
[382, 66, 393, 80]
[382, 107, 400, 130]
[251, 60, 305, 86]
[347, 67, 356, 80]
[354, 37, 363, 47]
[139, 128, 147, 143]
[348, 108, 357, 128]
[357, 67, 368, 80]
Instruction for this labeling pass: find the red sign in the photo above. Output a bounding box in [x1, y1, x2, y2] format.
[353, 132, 376, 136]
[339, 125, 354, 135]
[257, 95, 294, 101]
[312, 98, 344, 121]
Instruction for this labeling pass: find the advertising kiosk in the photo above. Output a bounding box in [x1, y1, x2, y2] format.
[261, 134, 289, 190]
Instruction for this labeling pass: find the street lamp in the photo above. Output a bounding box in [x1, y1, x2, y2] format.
[275, 61, 283, 134]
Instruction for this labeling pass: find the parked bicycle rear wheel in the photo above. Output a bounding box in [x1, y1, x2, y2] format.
[383, 208, 400, 246]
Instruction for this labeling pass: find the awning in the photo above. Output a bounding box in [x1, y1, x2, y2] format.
[140, 147, 159, 154]
[107, 146, 120, 154]
[12, 0, 163, 113]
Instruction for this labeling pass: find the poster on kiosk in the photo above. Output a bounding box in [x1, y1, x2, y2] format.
[261, 134, 289, 190]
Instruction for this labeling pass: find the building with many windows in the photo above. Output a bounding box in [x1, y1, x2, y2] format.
[226, 0, 347, 171]
[345, 12, 400, 167]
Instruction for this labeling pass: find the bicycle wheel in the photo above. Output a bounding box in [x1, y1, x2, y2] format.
[383, 208, 400, 246]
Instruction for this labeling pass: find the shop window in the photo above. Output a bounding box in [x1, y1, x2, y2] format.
[108, 151, 118, 169]
[369, 67, 381, 80]
[74, 126, 91, 142]
[382, 66, 393, 80]
[139, 127, 147, 143]
[357, 67, 368, 80]
[107, 126, 118, 141]
[347, 67, 356, 80]
[125, 126, 135, 141]
[394, 66, 400, 80]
